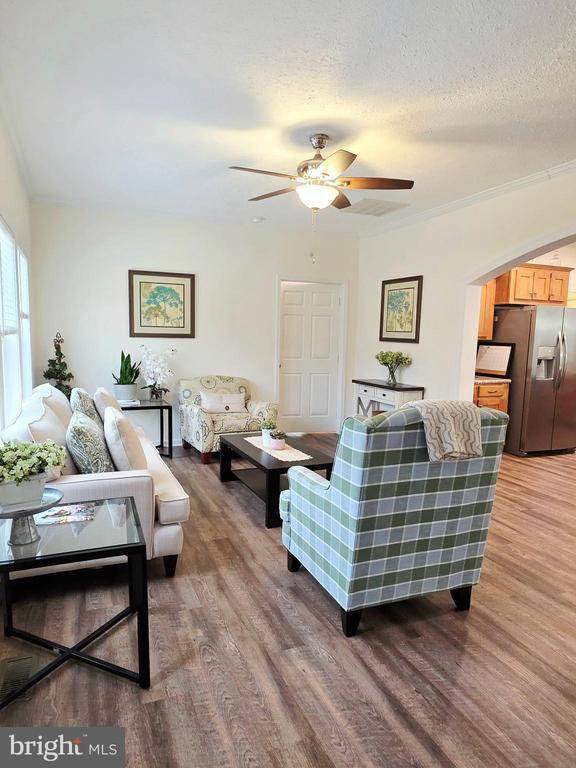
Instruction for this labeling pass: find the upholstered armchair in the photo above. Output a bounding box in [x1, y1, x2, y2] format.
[280, 405, 508, 636]
[178, 376, 278, 463]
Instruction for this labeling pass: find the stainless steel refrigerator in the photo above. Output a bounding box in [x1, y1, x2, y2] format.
[493, 305, 576, 454]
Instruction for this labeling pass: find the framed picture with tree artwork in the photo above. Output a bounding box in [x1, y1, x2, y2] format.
[129, 270, 195, 338]
[379, 275, 423, 343]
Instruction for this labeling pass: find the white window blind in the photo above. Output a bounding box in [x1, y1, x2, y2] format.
[0, 219, 32, 428]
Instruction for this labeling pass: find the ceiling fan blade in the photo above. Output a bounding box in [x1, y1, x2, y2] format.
[249, 187, 296, 202]
[317, 150, 357, 179]
[339, 177, 414, 190]
[230, 166, 296, 180]
[331, 191, 352, 209]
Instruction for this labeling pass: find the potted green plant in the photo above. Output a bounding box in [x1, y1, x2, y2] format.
[375, 350, 412, 385]
[260, 418, 277, 447]
[268, 430, 286, 451]
[0, 440, 66, 508]
[112, 351, 141, 401]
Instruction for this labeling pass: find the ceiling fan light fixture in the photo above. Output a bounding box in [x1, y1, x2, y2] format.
[295, 182, 339, 210]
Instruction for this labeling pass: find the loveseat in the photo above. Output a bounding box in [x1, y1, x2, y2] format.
[178, 376, 278, 462]
[1, 384, 189, 577]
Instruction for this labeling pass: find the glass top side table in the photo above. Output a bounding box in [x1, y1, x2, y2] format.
[121, 399, 173, 459]
[0, 496, 150, 710]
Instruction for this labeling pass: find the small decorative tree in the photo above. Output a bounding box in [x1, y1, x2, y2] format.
[43, 332, 74, 398]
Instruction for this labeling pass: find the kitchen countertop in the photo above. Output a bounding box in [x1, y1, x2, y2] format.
[474, 377, 511, 384]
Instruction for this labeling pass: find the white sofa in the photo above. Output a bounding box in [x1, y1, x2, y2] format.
[0, 384, 189, 577]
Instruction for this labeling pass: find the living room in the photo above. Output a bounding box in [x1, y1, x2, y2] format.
[1, 2, 576, 767]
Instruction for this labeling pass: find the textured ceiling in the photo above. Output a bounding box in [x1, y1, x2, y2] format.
[0, 0, 575, 233]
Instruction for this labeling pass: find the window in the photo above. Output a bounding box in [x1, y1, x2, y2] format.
[0, 219, 32, 427]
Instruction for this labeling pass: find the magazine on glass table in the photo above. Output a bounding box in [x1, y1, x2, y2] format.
[36, 502, 97, 526]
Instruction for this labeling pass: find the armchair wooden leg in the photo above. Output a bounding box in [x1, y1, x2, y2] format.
[287, 552, 301, 572]
[163, 555, 178, 578]
[200, 452, 212, 465]
[340, 608, 363, 637]
[450, 585, 472, 611]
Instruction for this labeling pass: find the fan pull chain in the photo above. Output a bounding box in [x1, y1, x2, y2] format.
[309, 209, 318, 264]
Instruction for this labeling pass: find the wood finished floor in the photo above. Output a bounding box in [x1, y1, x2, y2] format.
[1, 436, 576, 768]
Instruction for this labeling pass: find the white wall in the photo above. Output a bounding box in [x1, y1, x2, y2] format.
[354, 169, 576, 401]
[0, 112, 29, 251]
[31, 203, 358, 442]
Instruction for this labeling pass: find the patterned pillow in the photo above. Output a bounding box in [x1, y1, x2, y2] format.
[70, 387, 101, 424]
[66, 411, 115, 474]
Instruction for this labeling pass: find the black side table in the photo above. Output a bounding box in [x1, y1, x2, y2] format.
[0, 495, 150, 710]
[121, 399, 173, 459]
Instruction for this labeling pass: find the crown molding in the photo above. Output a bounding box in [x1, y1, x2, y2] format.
[363, 158, 576, 240]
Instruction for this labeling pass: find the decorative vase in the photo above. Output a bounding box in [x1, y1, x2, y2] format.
[261, 428, 273, 447]
[386, 369, 397, 386]
[113, 383, 138, 401]
[268, 437, 286, 451]
[0, 473, 47, 510]
[149, 386, 163, 401]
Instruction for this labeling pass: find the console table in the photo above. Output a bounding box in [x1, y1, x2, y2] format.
[352, 378, 425, 416]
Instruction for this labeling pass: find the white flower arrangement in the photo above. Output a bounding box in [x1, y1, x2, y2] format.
[0, 440, 66, 485]
[140, 345, 176, 399]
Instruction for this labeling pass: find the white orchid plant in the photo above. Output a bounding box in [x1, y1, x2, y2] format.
[0, 440, 66, 485]
[140, 345, 176, 400]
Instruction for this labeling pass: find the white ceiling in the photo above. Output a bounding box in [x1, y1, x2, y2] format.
[0, 0, 575, 234]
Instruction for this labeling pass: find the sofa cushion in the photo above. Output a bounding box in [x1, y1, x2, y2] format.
[30, 383, 73, 427]
[211, 411, 262, 434]
[94, 387, 122, 421]
[104, 408, 147, 471]
[66, 411, 115, 474]
[70, 387, 101, 423]
[1, 398, 76, 475]
[139, 436, 189, 524]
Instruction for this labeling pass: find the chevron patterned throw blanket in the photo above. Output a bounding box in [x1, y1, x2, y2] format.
[403, 400, 483, 462]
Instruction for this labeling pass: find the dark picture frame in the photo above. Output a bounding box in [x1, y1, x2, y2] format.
[129, 270, 195, 338]
[379, 275, 423, 343]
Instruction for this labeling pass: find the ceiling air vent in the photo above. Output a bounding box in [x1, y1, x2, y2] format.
[342, 199, 409, 217]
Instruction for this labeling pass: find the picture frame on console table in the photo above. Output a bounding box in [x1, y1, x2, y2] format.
[129, 270, 195, 338]
[379, 275, 423, 343]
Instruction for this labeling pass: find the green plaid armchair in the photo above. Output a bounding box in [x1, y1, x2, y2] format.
[280, 406, 508, 636]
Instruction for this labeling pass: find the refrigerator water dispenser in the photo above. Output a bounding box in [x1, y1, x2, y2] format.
[536, 346, 556, 380]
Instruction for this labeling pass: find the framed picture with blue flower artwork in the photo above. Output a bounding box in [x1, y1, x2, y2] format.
[129, 270, 195, 338]
[379, 275, 422, 343]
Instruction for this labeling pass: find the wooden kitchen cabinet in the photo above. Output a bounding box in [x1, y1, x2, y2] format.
[478, 279, 496, 339]
[494, 263, 572, 306]
[549, 270, 570, 303]
[473, 381, 509, 413]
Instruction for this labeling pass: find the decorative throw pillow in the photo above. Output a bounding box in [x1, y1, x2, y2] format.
[29, 383, 73, 427]
[104, 408, 147, 471]
[70, 387, 101, 424]
[1, 398, 76, 475]
[94, 387, 122, 421]
[200, 392, 246, 413]
[66, 411, 115, 474]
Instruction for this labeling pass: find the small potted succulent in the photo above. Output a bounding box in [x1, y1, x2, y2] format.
[375, 350, 412, 385]
[112, 351, 141, 401]
[268, 430, 286, 451]
[261, 418, 277, 447]
[0, 440, 66, 508]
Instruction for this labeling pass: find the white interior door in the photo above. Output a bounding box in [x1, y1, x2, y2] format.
[278, 281, 343, 432]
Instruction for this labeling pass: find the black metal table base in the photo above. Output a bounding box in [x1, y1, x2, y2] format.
[0, 552, 150, 710]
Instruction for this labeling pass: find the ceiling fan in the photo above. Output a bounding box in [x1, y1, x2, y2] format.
[230, 133, 414, 212]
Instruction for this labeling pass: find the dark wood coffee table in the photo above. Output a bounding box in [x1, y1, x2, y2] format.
[219, 433, 334, 528]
